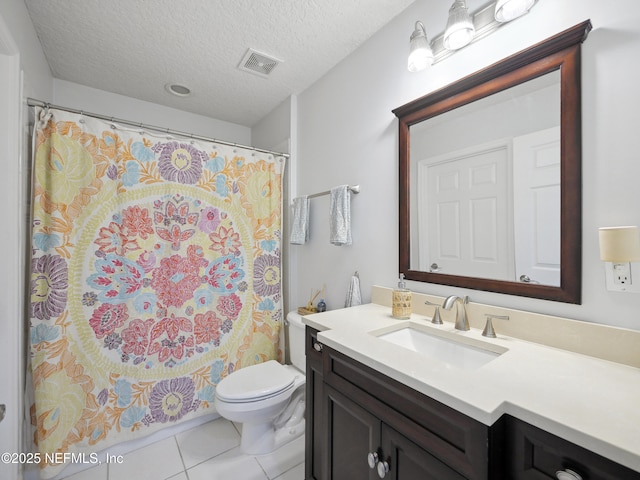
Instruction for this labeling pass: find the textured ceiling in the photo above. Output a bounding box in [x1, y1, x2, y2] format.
[24, 0, 415, 127]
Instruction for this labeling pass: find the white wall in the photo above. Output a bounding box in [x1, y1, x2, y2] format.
[0, 0, 52, 99]
[53, 79, 251, 144]
[294, 0, 640, 330]
[0, 2, 53, 479]
[252, 96, 292, 153]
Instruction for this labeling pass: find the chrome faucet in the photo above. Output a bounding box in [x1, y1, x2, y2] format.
[442, 295, 470, 331]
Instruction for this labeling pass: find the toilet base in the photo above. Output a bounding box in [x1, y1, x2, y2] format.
[240, 418, 305, 455]
[239, 386, 306, 455]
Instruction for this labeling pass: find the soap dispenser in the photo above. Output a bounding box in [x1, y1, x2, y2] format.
[316, 298, 326, 313]
[392, 274, 412, 319]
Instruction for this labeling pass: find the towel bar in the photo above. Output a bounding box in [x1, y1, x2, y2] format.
[307, 185, 360, 199]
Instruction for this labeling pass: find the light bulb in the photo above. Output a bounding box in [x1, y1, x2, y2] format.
[408, 22, 434, 72]
[495, 0, 537, 23]
[443, 0, 475, 51]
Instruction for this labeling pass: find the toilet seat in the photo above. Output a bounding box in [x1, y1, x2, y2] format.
[216, 360, 296, 403]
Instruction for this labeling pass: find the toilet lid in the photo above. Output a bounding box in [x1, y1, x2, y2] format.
[216, 360, 295, 402]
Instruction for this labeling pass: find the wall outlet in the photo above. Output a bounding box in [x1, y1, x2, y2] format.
[612, 263, 631, 285]
[605, 262, 640, 292]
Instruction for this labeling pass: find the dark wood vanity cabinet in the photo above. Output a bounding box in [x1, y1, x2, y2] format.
[504, 416, 640, 480]
[305, 327, 640, 480]
[305, 327, 502, 480]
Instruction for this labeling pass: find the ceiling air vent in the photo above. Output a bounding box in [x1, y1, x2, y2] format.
[238, 48, 281, 78]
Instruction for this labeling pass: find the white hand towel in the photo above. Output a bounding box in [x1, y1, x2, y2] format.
[290, 196, 310, 245]
[330, 185, 352, 246]
[345, 272, 362, 308]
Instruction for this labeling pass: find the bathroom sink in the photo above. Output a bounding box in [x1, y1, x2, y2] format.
[371, 322, 507, 370]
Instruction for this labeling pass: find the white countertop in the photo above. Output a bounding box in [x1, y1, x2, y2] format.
[303, 303, 640, 472]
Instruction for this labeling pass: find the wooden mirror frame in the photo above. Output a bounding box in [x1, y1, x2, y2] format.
[393, 21, 591, 304]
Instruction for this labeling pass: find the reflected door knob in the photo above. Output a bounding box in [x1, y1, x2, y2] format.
[367, 452, 379, 469]
[556, 469, 583, 480]
[377, 459, 390, 478]
[519, 274, 531, 283]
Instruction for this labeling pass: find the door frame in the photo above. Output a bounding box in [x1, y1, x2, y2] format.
[0, 12, 24, 480]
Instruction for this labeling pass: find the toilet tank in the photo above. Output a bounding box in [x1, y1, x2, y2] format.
[286, 311, 306, 371]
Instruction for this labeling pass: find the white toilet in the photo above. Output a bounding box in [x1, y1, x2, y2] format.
[215, 311, 306, 455]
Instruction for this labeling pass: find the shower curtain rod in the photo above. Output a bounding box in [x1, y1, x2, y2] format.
[26, 98, 290, 159]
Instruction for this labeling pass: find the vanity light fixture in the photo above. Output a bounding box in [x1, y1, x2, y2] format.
[407, 0, 539, 71]
[408, 21, 434, 72]
[599, 226, 640, 291]
[443, 0, 476, 50]
[495, 0, 538, 23]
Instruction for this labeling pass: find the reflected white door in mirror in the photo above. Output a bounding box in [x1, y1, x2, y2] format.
[417, 139, 511, 281]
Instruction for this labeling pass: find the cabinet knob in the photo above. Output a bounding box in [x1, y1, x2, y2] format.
[556, 469, 583, 480]
[377, 460, 390, 478]
[313, 342, 323, 352]
[367, 452, 379, 469]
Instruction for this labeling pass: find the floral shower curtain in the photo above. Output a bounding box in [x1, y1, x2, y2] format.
[29, 107, 285, 478]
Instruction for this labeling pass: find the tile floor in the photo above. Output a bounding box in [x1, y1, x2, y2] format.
[60, 417, 304, 480]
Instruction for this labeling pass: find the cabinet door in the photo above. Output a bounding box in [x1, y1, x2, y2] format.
[306, 328, 325, 480]
[326, 386, 381, 480]
[381, 424, 466, 480]
[505, 416, 640, 480]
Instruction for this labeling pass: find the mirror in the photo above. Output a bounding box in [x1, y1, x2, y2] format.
[393, 21, 591, 304]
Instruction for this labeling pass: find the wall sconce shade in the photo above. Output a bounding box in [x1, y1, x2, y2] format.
[495, 0, 538, 23]
[444, 0, 475, 50]
[408, 21, 434, 72]
[599, 226, 640, 262]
